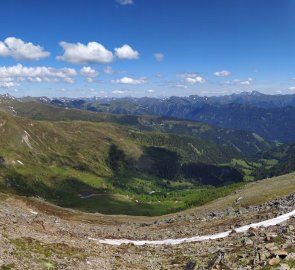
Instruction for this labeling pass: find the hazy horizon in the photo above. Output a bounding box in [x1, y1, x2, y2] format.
[2, 89, 294, 100]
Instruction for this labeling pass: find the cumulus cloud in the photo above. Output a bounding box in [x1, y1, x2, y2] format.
[0, 64, 77, 78]
[154, 53, 164, 62]
[0, 42, 9, 57]
[0, 76, 19, 89]
[214, 70, 231, 77]
[0, 64, 77, 86]
[112, 90, 126, 94]
[80, 66, 98, 77]
[241, 77, 253, 85]
[63, 77, 75, 84]
[174, 72, 206, 87]
[222, 78, 252, 86]
[57, 42, 139, 64]
[0, 37, 50, 61]
[240, 80, 251, 85]
[27, 77, 43, 83]
[115, 44, 139, 60]
[175, 84, 188, 89]
[179, 73, 205, 85]
[116, 0, 133, 5]
[111, 76, 146, 84]
[57, 41, 114, 64]
[288, 86, 295, 90]
[0, 81, 19, 89]
[146, 89, 155, 93]
[185, 76, 205, 84]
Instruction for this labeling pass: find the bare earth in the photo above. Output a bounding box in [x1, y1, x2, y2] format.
[1, 173, 295, 269]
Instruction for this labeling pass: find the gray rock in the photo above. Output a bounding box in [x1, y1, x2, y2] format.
[286, 252, 295, 260]
[184, 261, 198, 270]
[275, 263, 290, 270]
[242, 238, 253, 245]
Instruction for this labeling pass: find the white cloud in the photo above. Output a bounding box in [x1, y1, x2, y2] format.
[0, 37, 50, 60]
[0, 75, 19, 89]
[104, 66, 115, 74]
[27, 77, 43, 83]
[240, 78, 252, 85]
[63, 77, 75, 84]
[57, 41, 114, 64]
[146, 89, 155, 93]
[288, 86, 295, 90]
[154, 53, 164, 62]
[240, 80, 251, 85]
[175, 84, 188, 89]
[178, 72, 205, 85]
[214, 70, 231, 77]
[0, 77, 14, 82]
[185, 76, 205, 84]
[111, 76, 146, 84]
[0, 81, 19, 89]
[115, 44, 139, 60]
[0, 42, 9, 57]
[112, 90, 126, 94]
[0, 64, 77, 78]
[0, 64, 77, 87]
[117, 0, 133, 5]
[222, 78, 252, 86]
[80, 66, 98, 77]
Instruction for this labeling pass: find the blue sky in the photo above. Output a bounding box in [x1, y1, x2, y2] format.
[0, 0, 295, 97]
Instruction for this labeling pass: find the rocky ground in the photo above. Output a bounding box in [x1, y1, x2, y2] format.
[0, 192, 295, 269]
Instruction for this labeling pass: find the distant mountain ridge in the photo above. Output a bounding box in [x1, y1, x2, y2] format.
[19, 91, 295, 143]
[25, 90, 295, 109]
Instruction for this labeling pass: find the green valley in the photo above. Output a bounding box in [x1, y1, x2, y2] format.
[0, 95, 293, 216]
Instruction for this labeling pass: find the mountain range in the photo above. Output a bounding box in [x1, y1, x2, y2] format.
[24, 91, 295, 143]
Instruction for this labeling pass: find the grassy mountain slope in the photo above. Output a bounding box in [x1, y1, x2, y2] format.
[0, 96, 272, 158]
[0, 111, 248, 215]
[254, 143, 295, 179]
[1, 96, 292, 216]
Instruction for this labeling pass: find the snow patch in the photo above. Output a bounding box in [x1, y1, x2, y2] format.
[93, 209, 295, 246]
[16, 160, 24, 165]
[21, 130, 33, 149]
[29, 209, 38, 215]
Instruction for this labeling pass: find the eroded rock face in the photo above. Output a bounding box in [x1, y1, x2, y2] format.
[0, 193, 295, 269]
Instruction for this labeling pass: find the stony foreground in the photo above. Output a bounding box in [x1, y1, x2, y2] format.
[0, 192, 295, 269]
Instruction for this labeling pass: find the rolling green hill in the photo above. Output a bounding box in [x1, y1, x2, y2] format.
[0, 109, 250, 216]
[0, 95, 272, 158]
